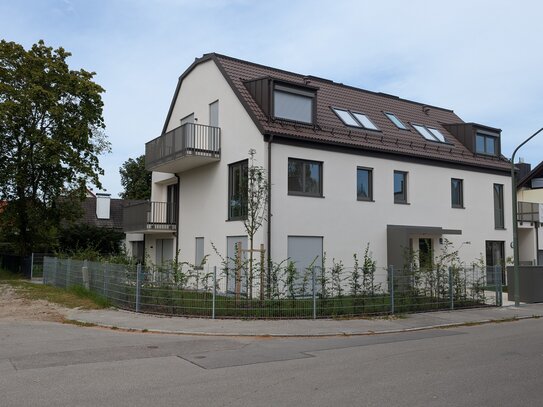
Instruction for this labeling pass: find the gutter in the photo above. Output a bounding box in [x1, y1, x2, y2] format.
[267, 134, 273, 294]
[175, 173, 181, 264]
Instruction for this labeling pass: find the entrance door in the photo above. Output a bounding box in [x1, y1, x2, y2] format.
[485, 241, 505, 284]
[226, 236, 248, 294]
[418, 238, 433, 271]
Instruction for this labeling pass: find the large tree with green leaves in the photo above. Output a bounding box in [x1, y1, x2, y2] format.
[0, 40, 109, 255]
[119, 155, 151, 200]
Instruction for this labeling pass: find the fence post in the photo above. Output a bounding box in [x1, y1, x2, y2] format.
[66, 258, 71, 288]
[312, 266, 316, 320]
[495, 265, 502, 306]
[389, 265, 395, 315]
[30, 253, 34, 279]
[449, 267, 454, 310]
[212, 266, 217, 319]
[103, 262, 109, 298]
[136, 263, 142, 313]
[82, 260, 89, 290]
[53, 257, 58, 286]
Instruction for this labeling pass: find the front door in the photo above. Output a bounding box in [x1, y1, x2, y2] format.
[419, 238, 433, 271]
[485, 240, 505, 284]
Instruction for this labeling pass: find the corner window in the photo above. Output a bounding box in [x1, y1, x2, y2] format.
[451, 178, 464, 208]
[476, 132, 498, 156]
[288, 158, 323, 197]
[394, 171, 408, 204]
[228, 160, 248, 220]
[494, 183, 504, 229]
[273, 85, 314, 124]
[357, 167, 373, 201]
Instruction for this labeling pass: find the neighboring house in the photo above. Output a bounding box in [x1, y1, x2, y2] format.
[80, 192, 145, 260]
[515, 161, 543, 265]
[124, 53, 513, 274]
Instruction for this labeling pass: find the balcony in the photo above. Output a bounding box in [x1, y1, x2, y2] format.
[123, 201, 177, 233]
[145, 123, 221, 173]
[517, 201, 543, 224]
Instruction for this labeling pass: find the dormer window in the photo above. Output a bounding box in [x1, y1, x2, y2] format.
[273, 84, 314, 124]
[476, 132, 498, 156]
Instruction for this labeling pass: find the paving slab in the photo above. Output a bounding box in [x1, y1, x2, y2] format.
[65, 303, 543, 337]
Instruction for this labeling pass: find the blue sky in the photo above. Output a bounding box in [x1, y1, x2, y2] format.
[2, 0, 543, 196]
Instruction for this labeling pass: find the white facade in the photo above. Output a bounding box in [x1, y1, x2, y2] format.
[142, 57, 513, 272]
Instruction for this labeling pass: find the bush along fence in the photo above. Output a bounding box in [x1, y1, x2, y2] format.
[42, 256, 504, 319]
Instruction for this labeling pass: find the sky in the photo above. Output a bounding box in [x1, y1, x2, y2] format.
[2, 0, 543, 197]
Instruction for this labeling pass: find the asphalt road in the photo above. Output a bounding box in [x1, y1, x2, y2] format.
[1, 319, 542, 406]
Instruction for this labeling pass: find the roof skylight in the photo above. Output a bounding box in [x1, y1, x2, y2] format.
[332, 108, 380, 131]
[351, 112, 378, 130]
[413, 124, 448, 143]
[384, 112, 408, 130]
[332, 108, 361, 127]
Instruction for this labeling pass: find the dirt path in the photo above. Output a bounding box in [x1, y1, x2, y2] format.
[0, 283, 68, 322]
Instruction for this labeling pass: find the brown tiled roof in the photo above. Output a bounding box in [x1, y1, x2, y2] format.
[168, 53, 511, 173]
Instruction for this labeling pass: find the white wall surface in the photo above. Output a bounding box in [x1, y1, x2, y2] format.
[270, 143, 512, 269]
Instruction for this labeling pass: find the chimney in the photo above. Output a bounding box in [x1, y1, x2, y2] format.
[516, 161, 532, 181]
[96, 193, 111, 219]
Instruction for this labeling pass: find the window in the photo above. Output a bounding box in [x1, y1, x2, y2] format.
[384, 112, 408, 130]
[394, 171, 408, 204]
[351, 112, 379, 130]
[195, 237, 204, 269]
[273, 85, 314, 124]
[288, 158, 323, 197]
[332, 108, 380, 130]
[357, 167, 373, 201]
[413, 124, 447, 143]
[209, 100, 219, 127]
[476, 132, 498, 156]
[494, 183, 504, 229]
[228, 160, 248, 220]
[451, 178, 464, 208]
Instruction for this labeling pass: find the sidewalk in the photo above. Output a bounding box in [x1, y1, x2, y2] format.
[66, 303, 543, 337]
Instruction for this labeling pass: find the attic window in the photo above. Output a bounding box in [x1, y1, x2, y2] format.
[332, 108, 380, 131]
[475, 132, 498, 156]
[273, 84, 314, 124]
[384, 112, 408, 130]
[413, 124, 447, 143]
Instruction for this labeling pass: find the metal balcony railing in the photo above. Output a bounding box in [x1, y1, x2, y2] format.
[123, 201, 177, 232]
[145, 123, 221, 170]
[517, 201, 542, 223]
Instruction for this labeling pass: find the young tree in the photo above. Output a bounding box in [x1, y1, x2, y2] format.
[0, 40, 109, 255]
[243, 149, 268, 298]
[119, 155, 151, 200]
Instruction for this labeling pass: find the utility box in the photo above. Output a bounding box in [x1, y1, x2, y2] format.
[507, 266, 543, 303]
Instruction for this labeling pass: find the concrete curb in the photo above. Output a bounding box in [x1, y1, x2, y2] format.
[65, 314, 542, 338]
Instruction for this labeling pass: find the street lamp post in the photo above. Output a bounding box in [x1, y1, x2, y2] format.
[511, 128, 543, 307]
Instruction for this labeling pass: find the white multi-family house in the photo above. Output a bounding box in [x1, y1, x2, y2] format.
[124, 53, 513, 274]
[515, 161, 543, 265]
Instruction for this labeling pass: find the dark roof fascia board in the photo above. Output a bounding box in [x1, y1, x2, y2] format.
[517, 160, 543, 188]
[468, 122, 502, 134]
[265, 133, 511, 176]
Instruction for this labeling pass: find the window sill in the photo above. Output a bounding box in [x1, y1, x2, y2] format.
[226, 217, 246, 222]
[394, 201, 410, 205]
[495, 227, 507, 231]
[288, 192, 325, 198]
[452, 206, 465, 209]
[357, 198, 375, 202]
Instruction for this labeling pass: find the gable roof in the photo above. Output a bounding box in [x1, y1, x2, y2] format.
[518, 161, 543, 188]
[164, 53, 511, 173]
